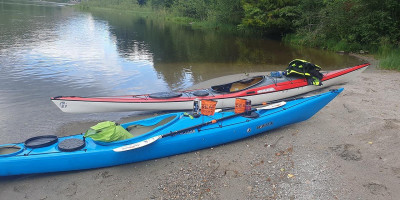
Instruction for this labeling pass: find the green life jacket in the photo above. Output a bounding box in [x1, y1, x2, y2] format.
[285, 59, 323, 86]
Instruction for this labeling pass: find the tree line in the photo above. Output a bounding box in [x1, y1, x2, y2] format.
[80, 0, 399, 69]
[84, 0, 399, 51]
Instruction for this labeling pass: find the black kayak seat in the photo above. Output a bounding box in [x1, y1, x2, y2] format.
[149, 92, 182, 99]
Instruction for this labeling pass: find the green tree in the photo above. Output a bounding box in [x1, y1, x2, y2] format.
[240, 0, 300, 35]
[150, 0, 175, 8]
[292, 0, 323, 32]
[289, 0, 400, 50]
[137, 0, 147, 6]
[209, 0, 244, 24]
[172, 0, 209, 20]
[354, 0, 400, 46]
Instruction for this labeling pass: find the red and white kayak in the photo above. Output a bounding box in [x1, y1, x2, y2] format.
[51, 63, 369, 113]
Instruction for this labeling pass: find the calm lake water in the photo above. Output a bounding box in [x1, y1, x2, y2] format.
[0, 0, 363, 143]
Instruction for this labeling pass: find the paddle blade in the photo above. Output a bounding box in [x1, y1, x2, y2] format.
[215, 109, 222, 113]
[113, 135, 162, 152]
[256, 101, 286, 110]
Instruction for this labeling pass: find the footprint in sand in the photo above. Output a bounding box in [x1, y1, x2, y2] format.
[363, 182, 389, 196]
[383, 119, 400, 129]
[329, 144, 362, 161]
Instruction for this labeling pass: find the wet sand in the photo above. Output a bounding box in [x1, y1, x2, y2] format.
[1, 55, 399, 199]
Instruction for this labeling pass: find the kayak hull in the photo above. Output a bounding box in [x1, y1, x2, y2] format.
[1, 89, 343, 176]
[51, 64, 368, 113]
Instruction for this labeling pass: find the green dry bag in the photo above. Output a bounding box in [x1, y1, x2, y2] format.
[84, 121, 133, 142]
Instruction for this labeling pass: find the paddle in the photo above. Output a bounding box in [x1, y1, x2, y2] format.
[256, 101, 286, 110]
[113, 101, 286, 152]
[215, 102, 286, 113]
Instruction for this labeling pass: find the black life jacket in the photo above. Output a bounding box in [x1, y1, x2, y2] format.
[285, 59, 324, 86]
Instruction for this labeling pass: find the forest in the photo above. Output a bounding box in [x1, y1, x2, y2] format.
[79, 0, 399, 70]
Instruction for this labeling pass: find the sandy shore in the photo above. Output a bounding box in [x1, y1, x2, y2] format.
[1, 55, 399, 200]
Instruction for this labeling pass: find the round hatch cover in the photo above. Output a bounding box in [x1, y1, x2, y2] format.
[25, 135, 58, 148]
[193, 90, 209, 96]
[58, 138, 85, 152]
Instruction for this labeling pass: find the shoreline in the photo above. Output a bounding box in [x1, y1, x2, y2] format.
[1, 56, 399, 199]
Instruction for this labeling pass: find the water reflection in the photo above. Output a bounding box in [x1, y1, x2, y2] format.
[0, 2, 169, 96]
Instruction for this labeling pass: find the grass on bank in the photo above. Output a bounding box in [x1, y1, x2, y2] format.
[77, 1, 232, 30]
[76, 1, 153, 14]
[284, 34, 400, 71]
[378, 49, 400, 71]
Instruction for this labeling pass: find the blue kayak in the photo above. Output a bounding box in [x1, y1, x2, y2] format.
[0, 88, 343, 176]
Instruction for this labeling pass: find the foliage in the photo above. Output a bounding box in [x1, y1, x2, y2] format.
[150, 0, 175, 8]
[239, 0, 300, 35]
[286, 0, 400, 51]
[209, 0, 243, 24]
[171, 0, 209, 20]
[137, 0, 147, 6]
[147, 0, 243, 25]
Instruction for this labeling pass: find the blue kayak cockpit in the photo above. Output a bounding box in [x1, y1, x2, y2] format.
[0, 144, 24, 157]
[90, 113, 181, 146]
[125, 115, 177, 137]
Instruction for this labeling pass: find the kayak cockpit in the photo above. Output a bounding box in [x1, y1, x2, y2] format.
[125, 115, 177, 137]
[0, 144, 24, 157]
[211, 76, 264, 93]
[90, 113, 181, 146]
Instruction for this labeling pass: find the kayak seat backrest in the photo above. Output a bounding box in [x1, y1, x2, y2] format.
[126, 116, 176, 137]
[211, 84, 232, 93]
[229, 76, 263, 92]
